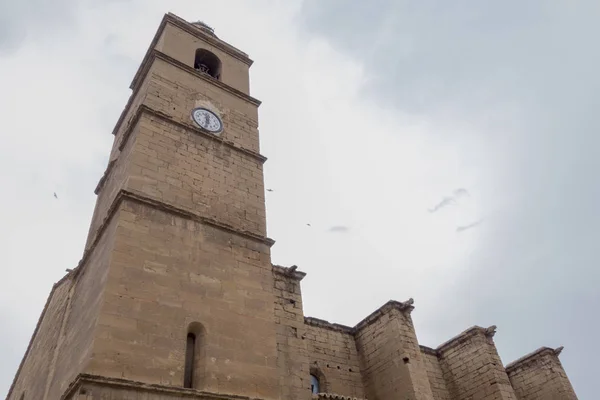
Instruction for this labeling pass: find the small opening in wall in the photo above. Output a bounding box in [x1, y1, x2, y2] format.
[337, 366, 340, 369]
[310, 374, 320, 394]
[349, 368, 353, 372]
[403, 357, 410, 364]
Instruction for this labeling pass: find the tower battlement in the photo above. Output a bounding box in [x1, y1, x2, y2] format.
[6, 13, 578, 400]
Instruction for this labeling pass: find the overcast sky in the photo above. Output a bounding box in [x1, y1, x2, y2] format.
[0, 0, 597, 398]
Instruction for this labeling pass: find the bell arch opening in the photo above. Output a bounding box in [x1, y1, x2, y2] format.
[194, 49, 222, 80]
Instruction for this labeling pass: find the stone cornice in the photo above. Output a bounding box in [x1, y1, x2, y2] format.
[136, 105, 266, 161]
[314, 393, 366, 400]
[505, 346, 564, 373]
[96, 104, 267, 195]
[80, 188, 275, 291]
[119, 189, 275, 246]
[304, 299, 416, 336]
[144, 50, 261, 106]
[164, 13, 252, 66]
[304, 317, 354, 334]
[272, 264, 307, 281]
[354, 299, 415, 332]
[94, 158, 116, 195]
[419, 345, 438, 356]
[62, 373, 261, 400]
[436, 325, 497, 355]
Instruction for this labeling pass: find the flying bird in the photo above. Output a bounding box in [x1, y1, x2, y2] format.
[306, 223, 311, 227]
[456, 219, 484, 233]
[53, 192, 58, 199]
[328, 226, 350, 233]
[428, 196, 456, 213]
[266, 189, 274, 192]
[453, 188, 469, 198]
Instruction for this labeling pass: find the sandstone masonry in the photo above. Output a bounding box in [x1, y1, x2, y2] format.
[6, 13, 579, 400]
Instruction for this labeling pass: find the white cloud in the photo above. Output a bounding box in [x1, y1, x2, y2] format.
[0, 0, 488, 395]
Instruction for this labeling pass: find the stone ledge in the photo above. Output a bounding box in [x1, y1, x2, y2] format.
[272, 264, 307, 281]
[120, 189, 275, 246]
[152, 50, 261, 105]
[81, 187, 275, 293]
[353, 298, 415, 332]
[136, 105, 267, 162]
[304, 298, 415, 336]
[62, 373, 264, 400]
[436, 325, 497, 355]
[505, 346, 564, 373]
[313, 393, 366, 400]
[97, 103, 268, 195]
[304, 317, 354, 334]
[419, 345, 438, 356]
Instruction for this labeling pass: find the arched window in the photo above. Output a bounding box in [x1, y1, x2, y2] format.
[194, 49, 222, 80]
[310, 374, 320, 394]
[184, 322, 206, 389]
[184, 332, 196, 388]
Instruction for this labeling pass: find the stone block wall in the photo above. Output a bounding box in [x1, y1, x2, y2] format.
[420, 346, 451, 400]
[85, 199, 279, 399]
[85, 118, 138, 249]
[272, 266, 311, 400]
[437, 326, 516, 400]
[354, 301, 434, 400]
[302, 319, 364, 398]
[506, 347, 577, 400]
[8, 211, 121, 400]
[125, 111, 266, 237]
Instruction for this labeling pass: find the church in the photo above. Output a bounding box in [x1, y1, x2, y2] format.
[7, 13, 578, 400]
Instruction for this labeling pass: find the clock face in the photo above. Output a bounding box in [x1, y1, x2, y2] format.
[191, 107, 223, 134]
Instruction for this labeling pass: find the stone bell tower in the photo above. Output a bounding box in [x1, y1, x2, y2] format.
[7, 13, 282, 400]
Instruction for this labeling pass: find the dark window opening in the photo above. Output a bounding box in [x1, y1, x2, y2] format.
[310, 374, 320, 394]
[184, 332, 196, 388]
[194, 49, 222, 80]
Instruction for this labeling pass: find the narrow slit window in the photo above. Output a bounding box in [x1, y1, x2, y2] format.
[184, 332, 196, 388]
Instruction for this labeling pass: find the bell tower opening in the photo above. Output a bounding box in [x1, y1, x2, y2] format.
[194, 48, 222, 80]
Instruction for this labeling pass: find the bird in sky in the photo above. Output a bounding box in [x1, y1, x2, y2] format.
[328, 226, 350, 233]
[428, 196, 456, 213]
[53, 192, 58, 199]
[456, 219, 484, 233]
